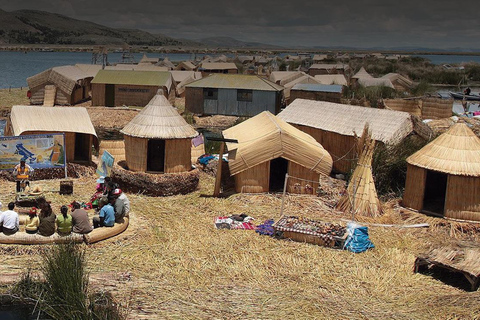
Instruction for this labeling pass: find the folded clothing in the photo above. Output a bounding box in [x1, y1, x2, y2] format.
[256, 219, 275, 236]
[214, 216, 256, 230]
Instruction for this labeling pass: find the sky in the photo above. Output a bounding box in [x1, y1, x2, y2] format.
[1, 0, 480, 50]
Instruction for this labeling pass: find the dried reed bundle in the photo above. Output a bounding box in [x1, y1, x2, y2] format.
[337, 124, 382, 217]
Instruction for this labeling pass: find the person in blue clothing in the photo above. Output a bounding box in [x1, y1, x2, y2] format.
[92, 197, 115, 228]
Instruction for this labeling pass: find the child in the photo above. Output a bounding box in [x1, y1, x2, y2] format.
[25, 207, 39, 234]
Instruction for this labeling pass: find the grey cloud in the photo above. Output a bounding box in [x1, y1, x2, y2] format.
[1, 0, 480, 48]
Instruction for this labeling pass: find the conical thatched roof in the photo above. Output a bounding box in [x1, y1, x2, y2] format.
[121, 95, 198, 139]
[352, 67, 373, 79]
[407, 123, 480, 176]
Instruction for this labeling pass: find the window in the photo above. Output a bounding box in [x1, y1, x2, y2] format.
[237, 89, 253, 102]
[203, 88, 218, 100]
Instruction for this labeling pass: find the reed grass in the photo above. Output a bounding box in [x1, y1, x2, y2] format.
[0, 171, 479, 319]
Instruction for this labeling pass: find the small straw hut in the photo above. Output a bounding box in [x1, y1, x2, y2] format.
[121, 95, 198, 173]
[223, 111, 333, 194]
[99, 140, 126, 162]
[403, 123, 480, 221]
[27, 65, 93, 105]
[7, 105, 98, 162]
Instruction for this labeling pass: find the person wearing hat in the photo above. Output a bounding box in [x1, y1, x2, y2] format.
[13, 160, 34, 193]
[25, 207, 39, 234]
[113, 188, 129, 222]
[0, 202, 19, 235]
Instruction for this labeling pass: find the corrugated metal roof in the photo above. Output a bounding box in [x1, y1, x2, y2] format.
[91, 70, 172, 86]
[291, 84, 343, 93]
[309, 64, 350, 70]
[185, 74, 283, 91]
[199, 62, 238, 70]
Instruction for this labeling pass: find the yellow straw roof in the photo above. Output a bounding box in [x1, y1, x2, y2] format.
[121, 95, 198, 139]
[223, 111, 333, 176]
[407, 123, 480, 176]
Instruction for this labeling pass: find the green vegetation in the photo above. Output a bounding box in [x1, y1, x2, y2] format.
[11, 242, 125, 320]
[372, 136, 432, 197]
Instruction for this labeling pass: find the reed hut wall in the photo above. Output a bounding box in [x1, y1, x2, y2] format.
[383, 99, 422, 117]
[445, 175, 480, 221]
[91, 83, 105, 106]
[20, 131, 88, 162]
[164, 139, 192, 173]
[185, 87, 204, 114]
[290, 90, 341, 104]
[91, 84, 169, 107]
[402, 164, 427, 211]
[191, 141, 205, 165]
[287, 161, 319, 194]
[124, 135, 148, 171]
[422, 98, 453, 119]
[99, 140, 126, 162]
[292, 124, 356, 173]
[30, 86, 45, 105]
[235, 161, 269, 193]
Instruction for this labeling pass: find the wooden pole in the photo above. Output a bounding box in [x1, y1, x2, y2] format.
[279, 173, 289, 218]
[213, 142, 225, 197]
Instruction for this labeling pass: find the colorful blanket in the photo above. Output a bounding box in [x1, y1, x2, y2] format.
[215, 216, 256, 230]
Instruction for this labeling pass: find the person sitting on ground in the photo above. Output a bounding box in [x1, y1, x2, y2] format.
[25, 207, 39, 234]
[38, 202, 56, 237]
[103, 179, 118, 199]
[90, 184, 104, 209]
[113, 188, 130, 222]
[56, 205, 72, 236]
[93, 197, 115, 228]
[71, 201, 93, 234]
[464, 87, 472, 95]
[96, 176, 105, 191]
[0, 202, 19, 235]
[13, 160, 34, 193]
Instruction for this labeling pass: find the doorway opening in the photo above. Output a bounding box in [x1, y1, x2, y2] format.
[422, 170, 447, 216]
[269, 157, 288, 191]
[147, 139, 165, 172]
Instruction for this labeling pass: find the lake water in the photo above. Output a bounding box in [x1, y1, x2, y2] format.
[0, 51, 204, 89]
[0, 51, 479, 89]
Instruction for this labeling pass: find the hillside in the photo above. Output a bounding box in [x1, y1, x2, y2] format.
[200, 36, 281, 49]
[0, 9, 195, 46]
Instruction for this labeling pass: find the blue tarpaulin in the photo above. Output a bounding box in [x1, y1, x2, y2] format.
[344, 222, 375, 253]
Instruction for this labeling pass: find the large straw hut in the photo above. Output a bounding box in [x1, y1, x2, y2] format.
[27, 65, 93, 106]
[403, 123, 480, 221]
[277, 99, 419, 173]
[91, 70, 175, 107]
[223, 111, 333, 194]
[7, 106, 98, 162]
[308, 64, 350, 76]
[120, 95, 198, 173]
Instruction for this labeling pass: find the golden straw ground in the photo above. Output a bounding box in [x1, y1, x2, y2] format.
[0, 171, 479, 319]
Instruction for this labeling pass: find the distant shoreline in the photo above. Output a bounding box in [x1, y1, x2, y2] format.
[0, 44, 479, 56]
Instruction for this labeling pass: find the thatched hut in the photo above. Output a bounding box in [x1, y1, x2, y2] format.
[91, 70, 175, 107]
[121, 95, 198, 173]
[277, 99, 422, 173]
[223, 111, 333, 194]
[403, 123, 480, 221]
[7, 106, 98, 163]
[27, 65, 93, 106]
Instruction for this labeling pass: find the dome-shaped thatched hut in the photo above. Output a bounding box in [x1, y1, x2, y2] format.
[223, 111, 333, 194]
[121, 95, 198, 173]
[403, 123, 480, 221]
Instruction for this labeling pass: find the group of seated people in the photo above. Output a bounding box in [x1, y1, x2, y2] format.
[0, 176, 130, 237]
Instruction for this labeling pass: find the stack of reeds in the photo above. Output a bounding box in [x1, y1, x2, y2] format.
[337, 124, 382, 217]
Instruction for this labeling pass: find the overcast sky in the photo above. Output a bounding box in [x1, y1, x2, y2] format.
[1, 0, 479, 49]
